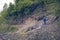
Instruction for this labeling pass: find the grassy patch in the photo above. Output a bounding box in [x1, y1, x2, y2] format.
[0, 24, 18, 33]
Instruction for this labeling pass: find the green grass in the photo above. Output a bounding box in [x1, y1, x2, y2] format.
[0, 24, 18, 33]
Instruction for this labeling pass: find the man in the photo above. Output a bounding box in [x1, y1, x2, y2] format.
[43, 16, 47, 24]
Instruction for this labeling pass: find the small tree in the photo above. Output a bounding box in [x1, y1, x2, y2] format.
[3, 3, 7, 11]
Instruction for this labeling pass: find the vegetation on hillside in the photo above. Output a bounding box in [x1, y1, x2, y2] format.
[0, 0, 60, 32]
[1, 0, 60, 20]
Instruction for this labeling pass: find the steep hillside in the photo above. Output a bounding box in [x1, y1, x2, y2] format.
[0, 0, 60, 40]
[0, 15, 60, 40]
[1, 0, 60, 25]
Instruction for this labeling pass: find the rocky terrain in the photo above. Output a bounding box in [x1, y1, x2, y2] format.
[0, 0, 60, 40]
[0, 15, 60, 40]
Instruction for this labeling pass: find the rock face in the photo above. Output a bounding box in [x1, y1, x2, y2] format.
[25, 24, 60, 40]
[0, 15, 60, 40]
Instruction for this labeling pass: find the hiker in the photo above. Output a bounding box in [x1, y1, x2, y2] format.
[43, 16, 47, 24]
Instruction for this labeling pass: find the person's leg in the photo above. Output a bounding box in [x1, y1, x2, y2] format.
[44, 20, 46, 24]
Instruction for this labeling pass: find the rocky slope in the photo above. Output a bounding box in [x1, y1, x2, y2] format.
[0, 15, 60, 40]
